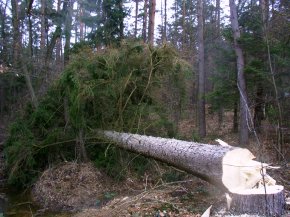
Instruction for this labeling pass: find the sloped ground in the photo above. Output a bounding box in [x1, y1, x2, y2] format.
[34, 163, 223, 217]
[70, 110, 290, 217]
[8, 109, 290, 216]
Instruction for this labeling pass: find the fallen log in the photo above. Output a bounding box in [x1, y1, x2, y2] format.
[97, 130, 285, 216]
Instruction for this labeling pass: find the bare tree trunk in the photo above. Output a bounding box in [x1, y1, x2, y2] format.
[182, 0, 186, 51]
[11, 0, 38, 108]
[134, 0, 139, 38]
[162, 0, 167, 42]
[148, 0, 156, 45]
[27, 0, 34, 58]
[40, 0, 46, 61]
[45, 26, 62, 65]
[22, 60, 38, 108]
[197, 0, 206, 138]
[55, 0, 62, 69]
[11, 0, 21, 68]
[260, 0, 284, 160]
[78, 1, 84, 41]
[253, 84, 264, 132]
[142, 0, 148, 42]
[64, 0, 73, 65]
[0, 1, 9, 64]
[233, 101, 238, 133]
[229, 0, 249, 146]
[118, 0, 124, 39]
[76, 128, 88, 162]
[216, 0, 220, 36]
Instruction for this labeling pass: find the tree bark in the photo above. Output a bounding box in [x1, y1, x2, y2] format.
[148, 0, 156, 45]
[0, 1, 9, 64]
[231, 186, 285, 216]
[163, 0, 167, 42]
[142, 0, 148, 42]
[79, 1, 84, 41]
[260, 0, 284, 160]
[40, 0, 46, 64]
[45, 26, 62, 65]
[229, 0, 249, 146]
[76, 128, 88, 162]
[64, 0, 73, 65]
[197, 0, 206, 138]
[11, 0, 21, 68]
[182, 0, 186, 51]
[216, 0, 220, 36]
[11, 0, 38, 108]
[134, 0, 139, 38]
[117, 0, 124, 39]
[98, 130, 285, 216]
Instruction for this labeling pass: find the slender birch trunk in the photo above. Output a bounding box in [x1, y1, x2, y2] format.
[229, 0, 249, 146]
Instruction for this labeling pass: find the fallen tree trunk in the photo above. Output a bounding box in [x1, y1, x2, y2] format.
[98, 130, 285, 216]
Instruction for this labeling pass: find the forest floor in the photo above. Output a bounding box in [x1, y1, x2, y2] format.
[28, 110, 290, 217]
[0, 108, 289, 216]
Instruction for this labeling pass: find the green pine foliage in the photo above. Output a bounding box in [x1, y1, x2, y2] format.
[4, 41, 191, 188]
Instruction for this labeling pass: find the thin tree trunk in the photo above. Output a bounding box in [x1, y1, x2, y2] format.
[11, 0, 21, 68]
[40, 0, 46, 61]
[11, 0, 38, 108]
[79, 5, 84, 40]
[253, 84, 264, 132]
[118, 0, 124, 39]
[96, 0, 102, 30]
[26, 0, 34, 58]
[260, 0, 284, 160]
[233, 101, 238, 133]
[142, 0, 148, 42]
[197, 0, 206, 138]
[229, 0, 249, 146]
[216, 0, 220, 36]
[76, 128, 88, 162]
[148, 0, 156, 45]
[215, 0, 223, 128]
[22, 60, 38, 108]
[0, 1, 9, 64]
[182, 0, 186, 51]
[55, 0, 62, 69]
[164, 0, 167, 42]
[134, 0, 139, 38]
[45, 26, 62, 65]
[64, 0, 73, 65]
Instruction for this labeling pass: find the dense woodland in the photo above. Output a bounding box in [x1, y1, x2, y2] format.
[0, 0, 289, 190]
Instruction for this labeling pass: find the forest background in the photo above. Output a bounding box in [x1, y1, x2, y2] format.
[0, 0, 289, 190]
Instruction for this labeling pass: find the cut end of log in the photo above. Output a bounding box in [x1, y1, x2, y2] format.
[222, 149, 285, 216]
[222, 148, 277, 193]
[234, 185, 283, 195]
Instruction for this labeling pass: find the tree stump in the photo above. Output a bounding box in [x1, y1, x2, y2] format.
[231, 185, 285, 216]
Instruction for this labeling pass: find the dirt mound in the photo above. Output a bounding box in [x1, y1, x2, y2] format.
[32, 162, 112, 212]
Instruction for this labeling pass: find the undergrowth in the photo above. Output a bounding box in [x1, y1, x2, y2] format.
[4, 41, 191, 188]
